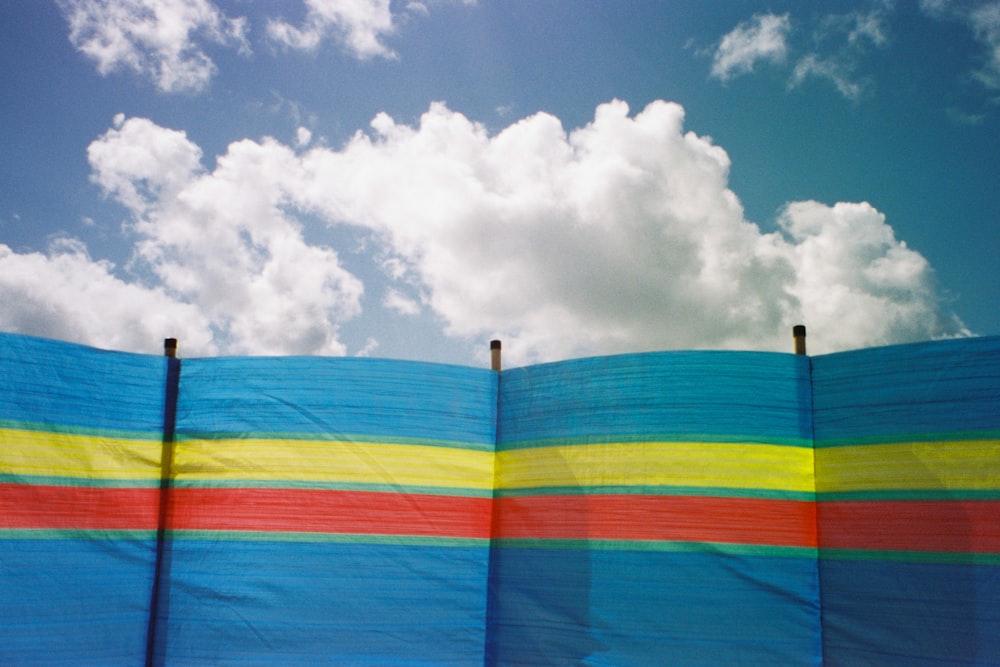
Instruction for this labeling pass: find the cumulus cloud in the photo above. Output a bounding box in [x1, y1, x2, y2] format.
[0, 238, 215, 354]
[778, 201, 967, 350]
[294, 100, 967, 363]
[711, 13, 791, 81]
[1, 101, 967, 362]
[87, 117, 364, 356]
[59, 0, 248, 92]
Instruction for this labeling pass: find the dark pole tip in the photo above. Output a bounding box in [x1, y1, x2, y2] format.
[164, 338, 178, 358]
[792, 325, 806, 337]
[490, 339, 501, 350]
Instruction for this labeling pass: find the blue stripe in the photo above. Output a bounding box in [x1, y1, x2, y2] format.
[152, 540, 490, 665]
[812, 336, 1000, 441]
[177, 356, 498, 446]
[498, 351, 812, 448]
[0, 333, 166, 433]
[0, 538, 157, 666]
[820, 559, 1000, 665]
[486, 548, 822, 665]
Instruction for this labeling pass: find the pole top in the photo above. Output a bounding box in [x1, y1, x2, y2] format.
[792, 325, 806, 356]
[164, 338, 178, 358]
[490, 339, 502, 371]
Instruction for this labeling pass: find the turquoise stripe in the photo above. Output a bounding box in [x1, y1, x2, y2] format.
[174, 431, 495, 452]
[498, 432, 813, 451]
[495, 485, 815, 501]
[492, 538, 818, 558]
[170, 479, 494, 497]
[0, 473, 162, 488]
[814, 429, 1000, 448]
[820, 548, 1000, 565]
[0, 419, 162, 441]
[818, 489, 1000, 501]
[166, 530, 490, 547]
[0, 528, 158, 540]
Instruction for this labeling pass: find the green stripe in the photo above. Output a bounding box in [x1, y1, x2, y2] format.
[171, 479, 493, 497]
[166, 530, 489, 547]
[492, 538, 818, 559]
[175, 431, 494, 452]
[496, 485, 816, 501]
[0, 528, 157, 540]
[498, 433, 814, 451]
[0, 419, 161, 441]
[820, 548, 1000, 565]
[818, 489, 1000, 501]
[814, 430, 1000, 448]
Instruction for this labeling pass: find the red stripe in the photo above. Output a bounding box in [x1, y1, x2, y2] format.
[0, 483, 160, 530]
[167, 488, 493, 539]
[494, 495, 818, 547]
[819, 500, 1000, 553]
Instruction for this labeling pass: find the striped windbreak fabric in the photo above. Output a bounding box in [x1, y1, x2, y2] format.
[1, 332, 997, 665]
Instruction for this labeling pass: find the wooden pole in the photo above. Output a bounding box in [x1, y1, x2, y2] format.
[490, 339, 502, 371]
[793, 325, 807, 355]
[148, 338, 180, 665]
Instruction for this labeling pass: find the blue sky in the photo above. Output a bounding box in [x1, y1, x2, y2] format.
[1, 0, 997, 366]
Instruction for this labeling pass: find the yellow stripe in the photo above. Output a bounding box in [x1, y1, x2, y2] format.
[0, 428, 162, 480]
[816, 440, 1000, 492]
[496, 442, 816, 492]
[174, 439, 495, 490]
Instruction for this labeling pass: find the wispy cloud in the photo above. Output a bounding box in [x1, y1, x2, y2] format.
[58, 0, 248, 93]
[711, 5, 892, 101]
[789, 54, 864, 101]
[0, 102, 967, 360]
[923, 0, 1000, 88]
[60, 0, 474, 91]
[710, 13, 791, 81]
[968, 2, 1000, 88]
[267, 0, 397, 59]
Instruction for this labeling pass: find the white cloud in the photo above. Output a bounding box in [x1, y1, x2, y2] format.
[264, 0, 477, 60]
[59, 0, 248, 93]
[711, 13, 791, 81]
[0, 238, 215, 355]
[791, 6, 891, 100]
[922, 0, 1000, 89]
[2, 102, 967, 363]
[293, 100, 967, 363]
[296, 126, 314, 147]
[846, 9, 890, 48]
[87, 116, 203, 212]
[970, 2, 1000, 87]
[87, 117, 365, 356]
[383, 288, 422, 315]
[778, 201, 968, 351]
[712, 7, 892, 100]
[267, 0, 397, 59]
[790, 54, 864, 101]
